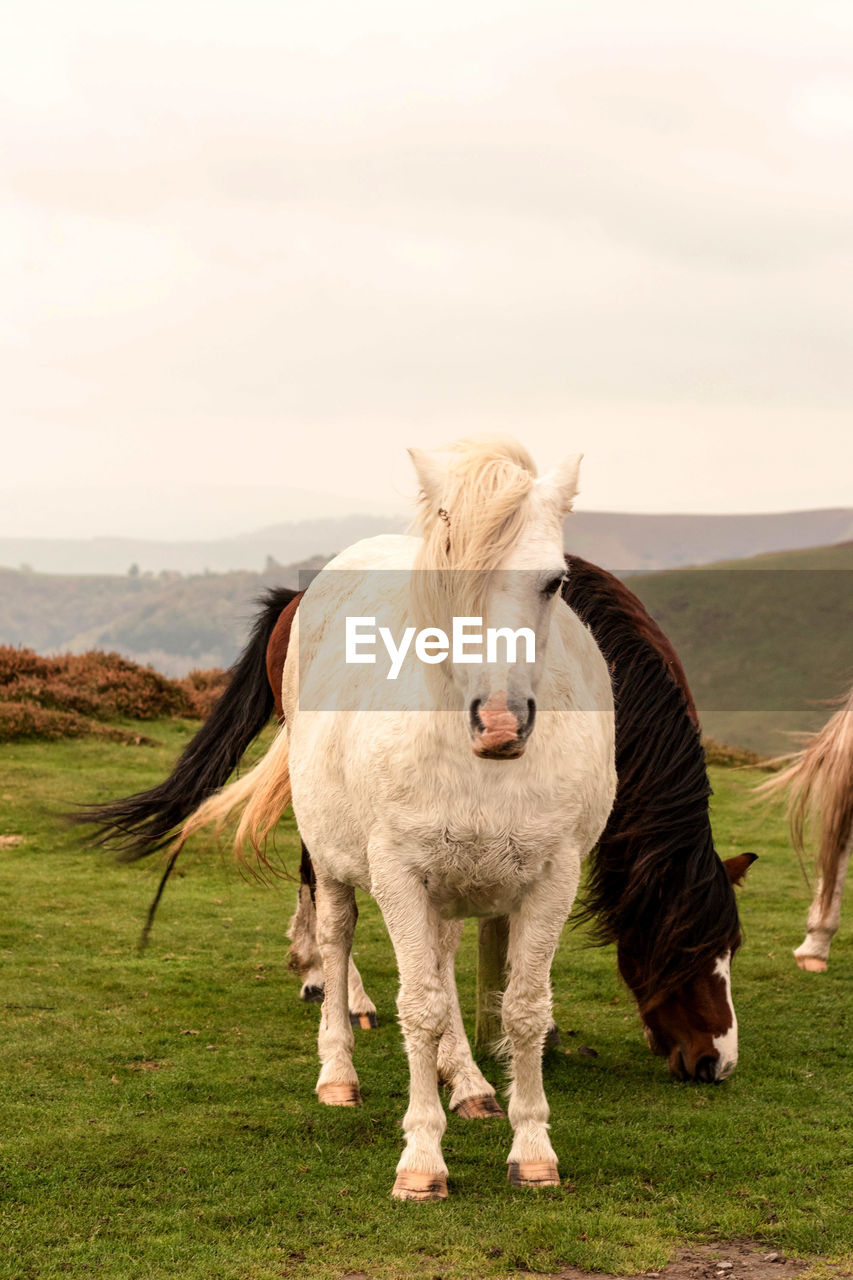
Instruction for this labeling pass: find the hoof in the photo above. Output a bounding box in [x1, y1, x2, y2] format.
[508, 1160, 560, 1188]
[452, 1094, 505, 1119]
[301, 985, 324, 1004]
[544, 1022, 562, 1050]
[392, 1171, 448, 1201]
[350, 1010, 378, 1029]
[796, 955, 827, 972]
[317, 1082, 361, 1106]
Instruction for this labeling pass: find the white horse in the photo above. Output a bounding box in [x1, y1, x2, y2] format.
[178, 438, 616, 1199]
[758, 686, 853, 971]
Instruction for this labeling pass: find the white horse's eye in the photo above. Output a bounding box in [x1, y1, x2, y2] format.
[542, 574, 566, 598]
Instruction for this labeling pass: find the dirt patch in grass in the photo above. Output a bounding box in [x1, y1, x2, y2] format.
[320, 1242, 843, 1280]
[548, 1241, 835, 1280]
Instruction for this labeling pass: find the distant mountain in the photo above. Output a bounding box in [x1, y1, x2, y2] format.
[565, 508, 853, 573]
[0, 516, 406, 577]
[1, 508, 851, 576]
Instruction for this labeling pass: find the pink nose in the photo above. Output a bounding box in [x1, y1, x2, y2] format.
[470, 693, 521, 754]
[473, 696, 514, 747]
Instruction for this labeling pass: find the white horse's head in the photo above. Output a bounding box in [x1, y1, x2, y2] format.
[409, 438, 582, 759]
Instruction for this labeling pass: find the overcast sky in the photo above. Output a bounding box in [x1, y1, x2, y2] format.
[3, 0, 852, 538]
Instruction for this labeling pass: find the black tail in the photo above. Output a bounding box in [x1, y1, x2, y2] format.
[73, 587, 297, 860]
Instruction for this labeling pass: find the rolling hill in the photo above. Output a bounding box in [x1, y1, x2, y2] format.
[0, 559, 322, 676]
[627, 541, 853, 754]
[2, 507, 851, 576]
[0, 542, 849, 754]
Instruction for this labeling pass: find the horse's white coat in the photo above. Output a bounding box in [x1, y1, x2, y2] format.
[711, 951, 738, 1080]
[282, 447, 616, 1194]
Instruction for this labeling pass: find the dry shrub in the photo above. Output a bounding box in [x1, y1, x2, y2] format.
[177, 667, 230, 718]
[0, 701, 152, 745]
[703, 737, 765, 769]
[0, 646, 228, 742]
[0, 647, 193, 719]
[0, 647, 54, 685]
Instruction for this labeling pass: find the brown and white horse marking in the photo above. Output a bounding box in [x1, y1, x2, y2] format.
[758, 686, 853, 971]
[627, 855, 753, 1081]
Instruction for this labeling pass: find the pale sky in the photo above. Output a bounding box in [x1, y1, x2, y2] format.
[3, 0, 853, 538]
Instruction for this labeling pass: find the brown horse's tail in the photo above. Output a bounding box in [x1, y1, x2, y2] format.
[757, 687, 853, 912]
[174, 721, 293, 870]
[71, 586, 297, 860]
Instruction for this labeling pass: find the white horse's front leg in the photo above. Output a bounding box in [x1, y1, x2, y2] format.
[373, 874, 450, 1200]
[794, 836, 852, 972]
[436, 920, 503, 1119]
[314, 875, 361, 1106]
[502, 865, 580, 1188]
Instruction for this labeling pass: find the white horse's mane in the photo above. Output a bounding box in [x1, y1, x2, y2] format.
[411, 435, 540, 619]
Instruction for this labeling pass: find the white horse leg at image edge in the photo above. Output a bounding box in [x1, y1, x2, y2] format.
[794, 834, 852, 972]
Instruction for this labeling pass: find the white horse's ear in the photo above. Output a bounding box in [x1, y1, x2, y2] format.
[408, 448, 449, 505]
[539, 452, 583, 516]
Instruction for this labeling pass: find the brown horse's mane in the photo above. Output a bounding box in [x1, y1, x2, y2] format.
[565, 555, 741, 1012]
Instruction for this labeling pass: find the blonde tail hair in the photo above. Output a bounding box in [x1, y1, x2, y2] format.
[173, 723, 292, 870]
[757, 688, 853, 913]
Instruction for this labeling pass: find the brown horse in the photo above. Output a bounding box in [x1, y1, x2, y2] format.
[79, 557, 754, 1082]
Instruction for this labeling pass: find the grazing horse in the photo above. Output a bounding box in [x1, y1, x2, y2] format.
[78, 528, 754, 1086]
[757, 687, 853, 971]
[166, 437, 618, 1197]
[565, 557, 753, 1080]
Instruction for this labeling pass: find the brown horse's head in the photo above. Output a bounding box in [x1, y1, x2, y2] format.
[619, 853, 756, 1082]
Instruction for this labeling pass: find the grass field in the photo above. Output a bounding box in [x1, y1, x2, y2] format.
[1, 722, 851, 1280]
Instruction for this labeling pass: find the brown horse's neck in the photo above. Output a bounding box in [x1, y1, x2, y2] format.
[565, 555, 699, 729]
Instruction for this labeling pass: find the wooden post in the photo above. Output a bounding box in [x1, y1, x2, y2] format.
[475, 915, 509, 1054]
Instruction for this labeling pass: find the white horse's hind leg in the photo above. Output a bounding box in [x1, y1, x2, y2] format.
[314, 875, 361, 1106]
[288, 883, 325, 1002]
[374, 875, 449, 1200]
[502, 869, 580, 1188]
[436, 920, 504, 1119]
[288, 881, 378, 1024]
[794, 836, 851, 972]
[347, 955, 378, 1029]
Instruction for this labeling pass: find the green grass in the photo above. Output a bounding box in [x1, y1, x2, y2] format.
[1, 723, 851, 1279]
